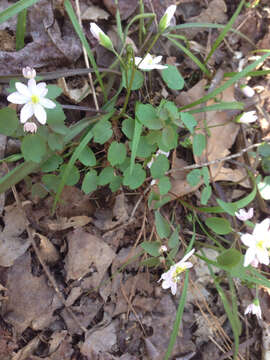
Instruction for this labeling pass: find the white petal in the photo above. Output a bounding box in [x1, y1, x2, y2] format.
[162, 278, 173, 290]
[253, 218, 270, 237]
[33, 104, 47, 124]
[244, 247, 255, 267]
[7, 92, 29, 104]
[134, 57, 142, 66]
[182, 261, 193, 269]
[20, 103, 34, 123]
[36, 83, 48, 97]
[240, 233, 254, 247]
[15, 82, 31, 97]
[28, 78, 37, 94]
[39, 97, 56, 109]
[181, 248, 195, 263]
[90, 23, 105, 40]
[165, 5, 177, 21]
[153, 56, 162, 64]
[256, 249, 269, 265]
[171, 282, 177, 295]
[152, 64, 168, 70]
[144, 53, 153, 63]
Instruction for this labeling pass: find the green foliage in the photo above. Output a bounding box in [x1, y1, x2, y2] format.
[78, 146, 96, 166]
[82, 170, 98, 194]
[48, 133, 65, 151]
[59, 164, 80, 186]
[180, 112, 197, 134]
[217, 249, 242, 269]
[140, 241, 161, 257]
[108, 141, 127, 166]
[0, 107, 19, 135]
[155, 211, 171, 239]
[123, 68, 144, 90]
[192, 133, 206, 156]
[92, 119, 112, 144]
[161, 65, 184, 90]
[205, 217, 232, 235]
[41, 154, 63, 172]
[123, 163, 146, 189]
[21, 134, 47, 163]
[136, 103, 163, 130]
[158, 176, 171, 195]
[98, 167, 115, 186]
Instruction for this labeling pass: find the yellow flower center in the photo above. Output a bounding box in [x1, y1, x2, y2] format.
[172, 265, 186, 282]
[256, 240, 265, 250]
[31, 95, 39, 104]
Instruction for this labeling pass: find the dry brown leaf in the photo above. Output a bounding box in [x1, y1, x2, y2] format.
[0, 204, 30, 267]
[3, 253, 61, 333]
[35, 232, 59, 264]
[57, 78, 89, 103]
[81, 6, 110, 21]
[48, 215, 93, 231]
[65, 228, 115, 286]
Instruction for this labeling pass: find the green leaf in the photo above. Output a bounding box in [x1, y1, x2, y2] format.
[130, 136, 156, 158]
[150, 154, 169, 179]
[123, 163, 146, 189]
[258, 143, 270, 157]
[122, 118, 134, 139]
[46, 85, 62, 99]
[216, 198, 238, 216]
[109, 175, 122, 192]
[201, 166, 210, 185]
[98, 167, 114, 185]
[180, 112, 197, 134]
[201, 185, 212, 205]
[168, 227, 180, 249]
[193, 133, 206, 156]
[123, 68, 144, 90]
[82, 169, 98, 194]
[48, 133, 64, 151]
[141, 257, 160, 267]
[158, 176, 171, 195]
[59, 164, 80, 186]
[130, 119, 142, 173]
[46, 104, 68, 135]
[31, 182, 48, 199]
[108, 141, 127, 166]
[21, 134, 47, 163]
[155, 211, 170, 239]
[161, 65, 184, 90]
[92, 119, 112, 144]
[186, 169, 201, 187]
[16, 8, 27, 50]
[0, 107, 19, 135]
[0, 0, 39, 25]
[41, 154, 63, 172]
[78, 146, 96, 166]
[217, 248, 242, 269]
[42, 174, 61, 192]
[205, 217, 232, 235]
[136, 103, 163, 130]
[161, 125, 177, 149]
[262, 157, 270, 174]
[140, 241, 161, 257]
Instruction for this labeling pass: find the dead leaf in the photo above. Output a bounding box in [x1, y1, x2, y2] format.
[82, 6, 110, 21]
[47, 215, 93, 231]
[0, 204, 30, 267]
[3, 253, 61, 333]
[35, 232, 59, 264]
[57, 77, 89, 103]
[65, 228, 115, 287]
[80, 322, 117, 356]
[103, 0, 138, 20]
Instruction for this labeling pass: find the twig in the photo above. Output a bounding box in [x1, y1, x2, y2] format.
[74, 0, 99, 110]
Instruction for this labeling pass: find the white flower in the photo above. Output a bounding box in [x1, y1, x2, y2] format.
[244, 299, 262, 319]
[22, 66, 36, 79]
[90, 23, 114, 50]
[159, 5, 177, 32]
[241, 218, 270, 267]
[235, 208, 254, 221]
[241, 85, 255, 98]
[237, 111, 257, 124]
[134, 54, 168, 71]
[147, 149, 170, 168]
[159, 249, 195, 295]
[159, 245, 168, 254]
[7, 78, 56, 125]
[23, 122, 37, 133]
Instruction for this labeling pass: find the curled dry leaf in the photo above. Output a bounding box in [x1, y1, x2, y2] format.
[47, 215, 93, 231]
[81, 6, 110, 21]
[35, 232, 59, 264]
[57, 78, 89, 104]
[0, 204, 30, 267]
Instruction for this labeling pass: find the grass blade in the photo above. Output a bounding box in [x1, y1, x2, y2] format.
[178, 53, 270, 111]
[167, 35, 211, 77]
[0, 0, 39, 24]
[130, 118, 142, 174]
[16, 8, 27, 50]
[205, 0, 246, 63]
[64, 0, 106, 100]
[188, 101, 244, 114]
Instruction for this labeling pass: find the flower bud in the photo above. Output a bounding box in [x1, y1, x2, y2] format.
[159, 5, 176, 32]
[23, 122, 38, 133]
[90, 23, 114, 51]
[22, 67, 36, 79]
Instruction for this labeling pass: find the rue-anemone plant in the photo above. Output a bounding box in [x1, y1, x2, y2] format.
[1, 1, 270, 359]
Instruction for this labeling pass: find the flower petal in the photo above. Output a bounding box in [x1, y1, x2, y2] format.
[256, 249, 269, 265]
[181, 248, 195, 263]
[20, 103, 34, 123]
[253, 218, 270, 237]
[39, 97, 56, 109]
[7, 92, 29, 104]
[15, 82, 31, 97]
[33, 104, 47, 124]
[244, 247, 255, 267]
[28, 78, 37, 94]
[36, 82, 48, 97]
[134, 57, 142, 66]
[240, 233, 254, 247]
[153, 55, 162, 64]
[171, 282, 177, 295]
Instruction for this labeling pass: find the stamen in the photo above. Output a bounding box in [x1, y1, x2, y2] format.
[31, 95, 39, 104]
